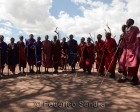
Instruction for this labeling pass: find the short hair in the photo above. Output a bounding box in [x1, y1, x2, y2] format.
[11, 37, 15, 40]
[37, 36, 41, 39]
[128, 18, 134, 25]
[87, 37, 91, 40]
[0, 35, 4, 38]
[97, 34, 102, 37]
[45, 35, 49, 38]
[69, 34, 73, 38]
[19, 35, 23, 38]
[29, 34, 34, 37]
[106, 32, 111, 37]
[54, 35, 57, 38]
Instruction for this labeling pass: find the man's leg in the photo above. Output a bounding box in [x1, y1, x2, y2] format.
[128, 66, 139, 85]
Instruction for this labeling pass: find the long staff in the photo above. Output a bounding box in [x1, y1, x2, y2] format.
[54, 27, 61, 40]
[98, 39, 123, 87]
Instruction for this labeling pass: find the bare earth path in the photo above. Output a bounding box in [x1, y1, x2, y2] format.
[0, 66, 140, 112]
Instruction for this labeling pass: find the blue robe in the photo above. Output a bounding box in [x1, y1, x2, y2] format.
[25, 38, 36, 66]
[0, 41, 7, 68]
[35, 41, 42, 67]
[67, 39, 78, 67]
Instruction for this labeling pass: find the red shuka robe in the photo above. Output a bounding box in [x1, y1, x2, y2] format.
[84, 43, 95, 68]
[42, 40, 53, 68]
[78, 42, 86, 69]
[105, 37, 117, 74]
[52, 40, 61, 68]
[17, 41, 27, 68]
[95, 40, 105, 73]
[120, 26, 140, 77]
[60, 42, 68, 61]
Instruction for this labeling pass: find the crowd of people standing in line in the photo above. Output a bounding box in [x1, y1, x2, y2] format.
[0, 18, 140, 85]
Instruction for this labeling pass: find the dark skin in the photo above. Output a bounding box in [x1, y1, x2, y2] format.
[45, 35, 49, 40]
[62, 37, 66, 42]
[119, 25, 127, 41]
[106, 32, 111, 40]
[36, 37, 41, 73]
[11, 38, 15, 44]
[37, 37, 41, 42]
[69, 34, 73, 41]
[122, 25, 127, 33]
[28, 34, 34, 73]
[61, 37, 67, 70]
[0, 36, 4, 75]
[126, 19, 134, 28]
[87, 38, 91, 43]
[10, 38, 15, 74]
[53, 36, 57, 42]
[18, 36, 25, 74]
[44, 35, 49, 73]
[81, 37, 85, 44]
[20, 36, 24, 41]
[97, 34, 102, 41]
[29, 34, 34, 40]
[69, 34, 76, 71]
[0, 36, 4, 42]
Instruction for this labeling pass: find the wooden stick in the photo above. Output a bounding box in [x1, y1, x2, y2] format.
[98, 39, 123, 87]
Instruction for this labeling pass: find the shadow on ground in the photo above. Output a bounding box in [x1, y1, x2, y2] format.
[0, 71, 140, 112]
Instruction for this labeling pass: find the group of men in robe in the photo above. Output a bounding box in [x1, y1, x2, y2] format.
[0, 34, 78, 75]
[0, 18, 140, 85]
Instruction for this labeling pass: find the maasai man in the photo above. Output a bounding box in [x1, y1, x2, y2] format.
[67, 34, 78, 73]
[120, 19, 140, 85]
[105, 32, 117, 78]
[52, 35, 61, 73]
[118, 25, 128, 82]
[84, 37, 95, 74]
[95, 34, 105, 75]
[17, 35, 26, 74]
[7, 38, 18, 75]
[0, 35, 7, 76]
[78, 37, 86, 72]
[25, 34, 36, 73]
[42, 35, 53, 73]
[35, 36, 42, 74]
[60, 37, 68, 70]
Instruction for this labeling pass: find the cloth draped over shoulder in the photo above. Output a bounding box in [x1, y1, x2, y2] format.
[0, 41, 7, 68]
[42, 40, 53, 68]
[120, 26, 140, 67]
[17, 41, 26, 68]
[25, 38, 36, 66]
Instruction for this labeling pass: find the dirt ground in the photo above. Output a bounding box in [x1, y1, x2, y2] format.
[0, 64, 140, 112]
